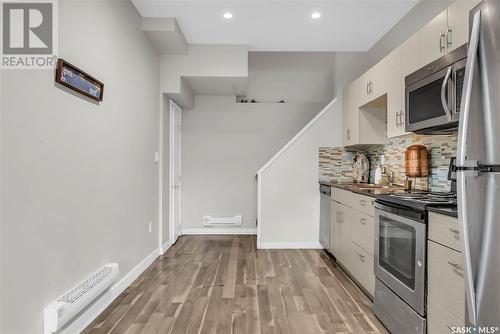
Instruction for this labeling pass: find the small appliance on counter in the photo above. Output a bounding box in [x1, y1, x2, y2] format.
[405, 144, 429, 190]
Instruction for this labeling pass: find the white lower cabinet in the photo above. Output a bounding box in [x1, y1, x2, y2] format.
[427, 213, 465, 334]
[331, 189, 375, 297]
[350, 242, 375, 296]
[330, 200, 351, 266]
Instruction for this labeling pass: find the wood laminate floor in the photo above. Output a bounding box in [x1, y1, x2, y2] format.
[83, 235, 388, 334]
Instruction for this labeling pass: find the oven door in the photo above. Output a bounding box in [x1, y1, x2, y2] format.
[375, 208, 426, 315]
[406, 66, 455, 133]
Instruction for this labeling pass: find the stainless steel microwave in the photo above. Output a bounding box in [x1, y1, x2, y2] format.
[405, 44, 468, 134]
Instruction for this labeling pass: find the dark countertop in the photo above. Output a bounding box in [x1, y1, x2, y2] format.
[428, 206, 458, 218]
[319, 181, 406, 198]
[320, 181, 458, 217]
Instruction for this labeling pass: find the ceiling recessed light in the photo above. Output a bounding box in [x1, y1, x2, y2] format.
[223, 12, 233, 19]
[311, 12, 321, 19]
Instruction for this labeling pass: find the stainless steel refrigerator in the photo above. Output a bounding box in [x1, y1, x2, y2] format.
[457, 0, 500, 328]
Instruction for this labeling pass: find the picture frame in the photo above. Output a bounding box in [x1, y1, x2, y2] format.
[55, 59, 104, 102]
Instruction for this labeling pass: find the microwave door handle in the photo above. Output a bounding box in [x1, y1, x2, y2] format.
[457, 10, 481, 327]
[441, 66, 453, 121]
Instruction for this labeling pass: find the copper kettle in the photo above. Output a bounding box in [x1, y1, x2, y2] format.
[405, 144, 429, 177]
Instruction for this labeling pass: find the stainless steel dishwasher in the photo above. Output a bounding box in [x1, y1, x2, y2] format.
[319, 184, 331, 250]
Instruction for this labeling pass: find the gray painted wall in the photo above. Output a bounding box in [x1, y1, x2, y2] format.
[0, 1, 160, 332]
[246, 52, 336, 103]
[181, 95, 324, 230]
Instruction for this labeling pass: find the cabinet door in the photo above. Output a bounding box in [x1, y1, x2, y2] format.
[386, 47, 404, 139]
[419, 9, 448, 66]
[388, 34, 418, 138]
[343, 79, 360, 146]
[400, 32, 420, 78]
[350, 242, 375, 297]
[427, 241, 465, 334]
[447, 0, 480, 52]
[359, 71, 371, 107]
[370, 56, 389, 101]
[331, 201, 351, 268]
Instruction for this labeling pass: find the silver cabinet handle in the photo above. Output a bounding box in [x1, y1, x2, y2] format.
[360, 218, 366, 225]
[446, 27, 453, 49]
[448, 261, 462, 271]
[336, 211, 344, 222]
[366, 82, 370, 94]
[457, 10, 481, 327]
[440, 32, 446, 52]
[396, 110, 404, 128]
[358, 253, 366, 262]
[346, 128, 351, 141]
[441, 66, 453, 121]
[448, 261, 464, 277]
[360, 199, 366, 206]
[449, 228, 460, 240]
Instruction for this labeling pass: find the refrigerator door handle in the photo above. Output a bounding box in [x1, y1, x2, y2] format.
[441, 66, 453, 121]
[457, 10, 481, 327]
[458, 10, 481, 166]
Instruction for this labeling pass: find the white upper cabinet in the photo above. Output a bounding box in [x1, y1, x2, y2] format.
[386, 47, 405, 139]
[343, 0, 476, 142]
[387, 33, 419, 138]
[343, 79, 360, 146]
[419, 1, 480, 66]
[447, 0, 481, 52]
[419, 9, 448, 66]
[359, 57, 389, 107]
[400, 32, 420, 77]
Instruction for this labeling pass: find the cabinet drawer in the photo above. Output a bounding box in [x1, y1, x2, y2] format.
[350, 193, 375, 217]
[350, 242, 375, 297]
[350, 210, 375, 256]
[331, 187, 353, 206]
[428, 212, 461, 252]
[427, 240, 465, 332]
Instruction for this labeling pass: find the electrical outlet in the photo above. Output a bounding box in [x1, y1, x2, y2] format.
[148, 222, 152, 233]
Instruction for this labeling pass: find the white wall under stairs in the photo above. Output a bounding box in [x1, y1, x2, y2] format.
[257, 98, 342, 249]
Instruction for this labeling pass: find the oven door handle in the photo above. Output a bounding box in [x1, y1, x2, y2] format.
[441, 66, 453, 121]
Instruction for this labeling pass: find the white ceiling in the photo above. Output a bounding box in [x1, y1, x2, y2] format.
[132, 0, 419, 52]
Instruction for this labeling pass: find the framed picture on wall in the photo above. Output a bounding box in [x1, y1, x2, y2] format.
[55, 59, 104, 102]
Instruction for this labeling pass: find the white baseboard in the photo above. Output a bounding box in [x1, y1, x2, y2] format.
[59, 246, 161, 334]
[258, 241, 323, 249]
[182, 228, 257, 235]
[160, 240, 172, 255]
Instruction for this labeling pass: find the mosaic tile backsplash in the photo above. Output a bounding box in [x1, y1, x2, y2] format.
[319, 133, 457, 192]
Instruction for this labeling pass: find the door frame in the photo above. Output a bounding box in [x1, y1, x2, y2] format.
[169, 99, 182, 244]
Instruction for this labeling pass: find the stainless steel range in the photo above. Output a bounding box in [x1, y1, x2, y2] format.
[373, 191, 456, 334]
